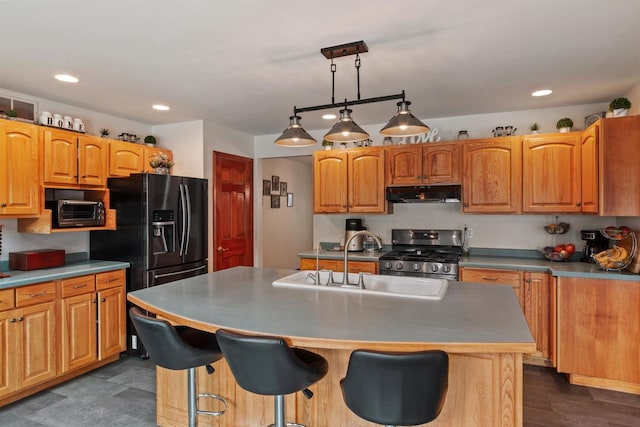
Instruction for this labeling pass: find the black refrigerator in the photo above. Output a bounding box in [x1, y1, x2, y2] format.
[90, 173, 208, 356]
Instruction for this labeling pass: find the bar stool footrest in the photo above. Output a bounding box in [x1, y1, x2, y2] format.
[197, 393, 228, 417]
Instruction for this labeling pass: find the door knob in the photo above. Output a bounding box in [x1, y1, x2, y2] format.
[217, 246, 229, 253]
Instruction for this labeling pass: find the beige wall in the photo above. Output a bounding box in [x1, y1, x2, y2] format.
[259, 157, 313, 269]
[624, 81, 640, 116]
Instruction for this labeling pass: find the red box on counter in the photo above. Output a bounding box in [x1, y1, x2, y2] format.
[9, 249, 66, 271]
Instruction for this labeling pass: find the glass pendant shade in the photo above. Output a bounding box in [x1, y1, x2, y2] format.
[274, 115, 317, 147]
[380, 101, 430, 137]
[323, 108, 370, 143]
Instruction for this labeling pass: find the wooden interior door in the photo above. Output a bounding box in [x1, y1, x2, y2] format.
[213, 152, 253, 271]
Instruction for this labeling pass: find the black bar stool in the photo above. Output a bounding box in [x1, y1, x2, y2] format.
[340, 349, 449, 427]
[216, 328, 329, 427]
[129, 307, 227, 427]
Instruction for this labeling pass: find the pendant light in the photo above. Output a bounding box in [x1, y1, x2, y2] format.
[323, 108, 369, 143]
[274, 115, 317, 147]
[380, 101, 430, 137]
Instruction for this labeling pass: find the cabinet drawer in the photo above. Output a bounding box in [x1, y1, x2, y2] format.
[96, 269, 125, 290]
[62, 274, 96, 297]
[460, 268, 522, 288]
[0, 288, 15, 311]
[15, 281, 56, 307]
[299, 258, 378, 274]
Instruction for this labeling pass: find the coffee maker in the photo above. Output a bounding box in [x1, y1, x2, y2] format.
[345, 218, 365, 252]
[580, 230, 609, 263]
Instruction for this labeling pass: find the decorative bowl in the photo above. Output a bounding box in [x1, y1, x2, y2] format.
[544, 222, 571, 234]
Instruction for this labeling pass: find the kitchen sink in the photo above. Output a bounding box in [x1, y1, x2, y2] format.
[272, 270, 449, 300]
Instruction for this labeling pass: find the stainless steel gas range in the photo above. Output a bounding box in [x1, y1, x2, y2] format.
[379, 229, 463, 280]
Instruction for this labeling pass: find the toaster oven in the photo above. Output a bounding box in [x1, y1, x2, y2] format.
[46, 199, 106, 228]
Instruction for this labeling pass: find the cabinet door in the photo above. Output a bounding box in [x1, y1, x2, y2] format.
[43, 128, 78, 185]
[0, 121, 39, 216]
[423, 142, 460, 184]
[348, 147, 386, 213]
[108, 140, 144, 177]
[78, 135, 108, 186]
[61, 293, 98, 372]
[17, 301, 56, 389]
[522, 133, 581, 213]
[462, 138, 521, 213]
[385, 145, 422, 186]
[98, 286, 126, 360]
[0, 309, 16, 398]
[459, 268, 524, 310]
[313, 150, 348, 213]
[581, 124, 599, 214]
[144, 147, 173, 173]
[523, 272, 550, 362]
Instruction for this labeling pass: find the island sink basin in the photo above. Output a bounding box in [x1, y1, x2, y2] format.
[272, 270, 448, 300]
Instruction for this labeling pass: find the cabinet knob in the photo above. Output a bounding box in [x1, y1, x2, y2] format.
[17, 317, 23, 322]
[463, 203, 468, 208]
[9, 318, 16, 323]
[576, 202, 581, 207]
[101, 298, 106, 303]
[0, 203, 6, 207]
[92, 299, 97, 304]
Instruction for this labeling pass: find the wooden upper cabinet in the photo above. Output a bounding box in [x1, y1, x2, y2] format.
[314, 150, 348, 213]
[348, 147, 386, 213]
[385, 142, 460, 186]
[522, 133, 581, 213]
[313, 147, 386, 214]
[581, 123, 599, 214]
[462, 137, 522, 213]
[0, 120, 39, 216]
[108, 140, 144, 177]
[43, 129, 107, 187]
[599, 116, 640, 216]
[144, 147, 173, 173]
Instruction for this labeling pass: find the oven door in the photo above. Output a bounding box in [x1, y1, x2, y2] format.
[379, 268, 457, 281]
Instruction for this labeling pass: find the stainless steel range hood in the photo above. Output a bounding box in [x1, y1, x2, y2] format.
[386, 185, 461, 203]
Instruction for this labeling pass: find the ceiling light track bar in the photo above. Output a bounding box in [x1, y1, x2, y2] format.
[294, 91, 405, 115]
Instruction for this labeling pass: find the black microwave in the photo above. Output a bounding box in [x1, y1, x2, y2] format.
[46, 200, 106, 228]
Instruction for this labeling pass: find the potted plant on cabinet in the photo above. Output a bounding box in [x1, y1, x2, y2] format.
[556, 117, 573, 133]
[321, 139, 333, 150]
[144, 135, 157, 147]
[609, 97, 632, 117]
[529, 122, 540, 134]
[149, 152, 174, 174]
[99, 128, 110, 138]
[6, 109, 17, 120]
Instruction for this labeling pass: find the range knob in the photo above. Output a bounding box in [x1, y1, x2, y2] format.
[443, 265, 451, 273]
[395, 262, 404, 270]
[430, 264, 440, 273]
[383, 261, 392, 269]
[413, 263, 421, 271]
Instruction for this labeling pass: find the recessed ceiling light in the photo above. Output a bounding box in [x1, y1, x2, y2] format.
[54, 74, 79, 83]
[322, 113, 337, 120]
[152, 104, 170, 111]
[532, 89, 552, 97]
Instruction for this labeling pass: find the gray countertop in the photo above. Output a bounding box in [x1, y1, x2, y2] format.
[0, 259, 130, 289]
[127, 266, 534, 352]
[298, 249, 640, 281]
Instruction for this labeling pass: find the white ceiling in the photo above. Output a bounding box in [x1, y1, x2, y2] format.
[1, 0, 639, 136]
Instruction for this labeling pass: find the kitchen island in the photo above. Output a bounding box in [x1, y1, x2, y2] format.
[128, 266, 535, 427]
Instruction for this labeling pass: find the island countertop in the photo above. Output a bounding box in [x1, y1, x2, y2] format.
[127, 266, 534, 353]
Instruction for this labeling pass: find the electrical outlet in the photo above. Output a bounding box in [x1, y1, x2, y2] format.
[466, 228, 473, 239]
[132, 335, 138, 350]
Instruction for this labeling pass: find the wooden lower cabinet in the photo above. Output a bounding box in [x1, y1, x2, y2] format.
[557, 276, 640, 394]
[156, 349, 524, 426]
[0, 282, 56, 400]
[1, 269, 126, 407]
[459, 268, 552, 365]
[299, 258, 378, 274]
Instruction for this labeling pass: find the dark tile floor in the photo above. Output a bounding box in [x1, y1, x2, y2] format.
[1, 357, 639, 426]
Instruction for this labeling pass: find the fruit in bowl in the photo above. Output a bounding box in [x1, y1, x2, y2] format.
[544, 222, 570, 234]
[593, 245, 629, 269]
[603, 226, 631, 240]
[542, 243, 575, 261]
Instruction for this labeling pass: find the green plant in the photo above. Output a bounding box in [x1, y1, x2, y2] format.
[529, 122, 540, 131]
[99, 128, 110, 137]
[6, 109, 17, 118]
[609, 97, 632, 111]
[556, 117, 573, 129]
[149, 152, 174, 169]
[144, 135, 157, 145]
[321, 139, 333, 147]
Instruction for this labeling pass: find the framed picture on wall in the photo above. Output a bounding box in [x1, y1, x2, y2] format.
[262, 180, 271, 196]
[280, 182, 287, 195]
[271, 175, 280, 193]
[271, 195, 280, 208]
[287, 193, 294, 207]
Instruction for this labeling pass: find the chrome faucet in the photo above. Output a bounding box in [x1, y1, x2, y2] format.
[343, 230, 383, 287]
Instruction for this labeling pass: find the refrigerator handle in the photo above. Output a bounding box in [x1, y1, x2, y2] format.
[179, 184, 188, 256]
[184, 184, 192, 255]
